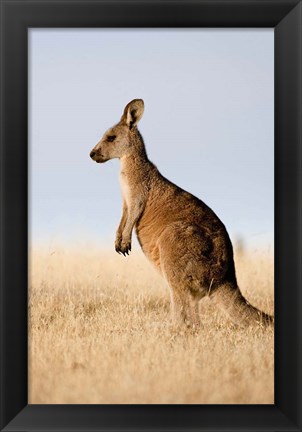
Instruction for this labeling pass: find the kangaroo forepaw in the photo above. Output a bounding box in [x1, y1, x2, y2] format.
[115, 238, 131, 256]
[115, 236, 122, 253]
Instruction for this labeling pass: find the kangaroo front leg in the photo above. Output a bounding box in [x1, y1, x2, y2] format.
[115, 201, 128, 253]
[116, 200, 144, 256]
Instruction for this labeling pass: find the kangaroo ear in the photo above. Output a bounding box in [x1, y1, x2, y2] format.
[122, 99, 144, 129]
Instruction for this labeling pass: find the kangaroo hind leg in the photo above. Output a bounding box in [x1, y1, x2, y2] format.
[157, 223, 208, 328]
[168, 286, 200, 328]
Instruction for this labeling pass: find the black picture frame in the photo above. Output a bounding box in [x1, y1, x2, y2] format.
[1, 0, 301, 431]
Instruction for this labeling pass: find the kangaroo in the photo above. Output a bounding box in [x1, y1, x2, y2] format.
[90, 99, 273, 328]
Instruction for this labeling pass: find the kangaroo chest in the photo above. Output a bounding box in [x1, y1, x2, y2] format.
[119, 171, 132, 207]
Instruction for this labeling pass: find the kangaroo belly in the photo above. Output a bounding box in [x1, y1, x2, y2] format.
[134, 182, 235, 281]
[135, 221, 162, 272]
[135, 206, 170, 272]
[136, 203, 235, 284]
[135, 195, 198, 270]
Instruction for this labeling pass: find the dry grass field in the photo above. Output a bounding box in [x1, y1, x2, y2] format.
[29, 244, 274, 404]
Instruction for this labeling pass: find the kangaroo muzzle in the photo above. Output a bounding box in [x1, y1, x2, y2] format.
[90, 149, 108, 163]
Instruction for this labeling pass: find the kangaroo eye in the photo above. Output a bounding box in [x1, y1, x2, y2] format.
[107, 135, 116, 142]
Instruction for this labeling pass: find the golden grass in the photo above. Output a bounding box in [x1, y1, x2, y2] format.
[28, 244, 274, 404]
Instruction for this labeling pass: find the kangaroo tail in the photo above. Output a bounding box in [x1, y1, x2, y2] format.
[211, 283, 274, 327]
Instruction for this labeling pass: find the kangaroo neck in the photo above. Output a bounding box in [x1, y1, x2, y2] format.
[119, 129, 155, 186]
[120, 153, 152, 181]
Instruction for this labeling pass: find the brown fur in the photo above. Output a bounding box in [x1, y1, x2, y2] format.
[90, 99, 273, 328]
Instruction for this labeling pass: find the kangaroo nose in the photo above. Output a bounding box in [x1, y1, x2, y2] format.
[90, 151, 96, 158]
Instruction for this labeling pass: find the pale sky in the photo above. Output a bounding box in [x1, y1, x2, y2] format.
[29, 29, 274, 250]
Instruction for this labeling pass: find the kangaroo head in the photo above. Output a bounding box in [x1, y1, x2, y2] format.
[90, 99, 144, 163]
